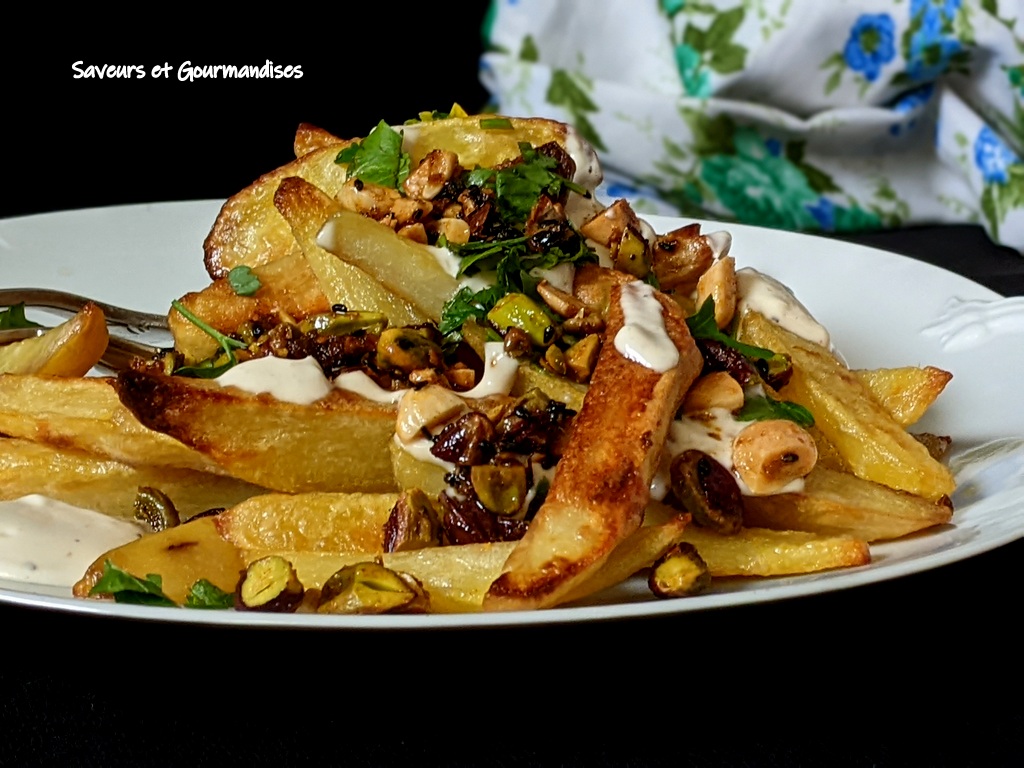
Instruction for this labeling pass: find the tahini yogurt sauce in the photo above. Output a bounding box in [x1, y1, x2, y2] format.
[0, 496, 146, 587]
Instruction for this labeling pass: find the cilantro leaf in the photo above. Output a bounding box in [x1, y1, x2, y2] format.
[737, 395, 815, 428]
[335, 120, 411, 189]
[185, 579, 235, 609]
[227, 265, 261, 296]
[0, 303, 43, 330]
[88, 560, 177, 607]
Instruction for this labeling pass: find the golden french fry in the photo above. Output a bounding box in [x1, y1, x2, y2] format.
[74, 516, 245, 604]
[0, 437, 264, 519]
[170, 251, 332, 364]
[679, 525, 870, 577]
[484, 284, 703, 611]
[735, 309, 955, 501]
[203, 143, 351, 278]
[0, 374, 221, 473]
[272, 176, 427, 327]
[855, 366, 952, 427]
[115, 368, 398, 494]
[742, 466, 953, 542]
[293, 122, 348, 158]
[317, 209, 460, 322]
[0, 303, 108, 376]
[219, 491, 397, 554]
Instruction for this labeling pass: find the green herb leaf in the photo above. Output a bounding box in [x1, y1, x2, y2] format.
[88, 560, 177, 607]
[0, 303, 43, 330]
[480, 117, 513, 130]
[737, 395, 815, 428]
[335, 120, 411, 189]
[184, 579, 235, 609]
[227, 265, 261, 296]
[686, 299, 775, 360]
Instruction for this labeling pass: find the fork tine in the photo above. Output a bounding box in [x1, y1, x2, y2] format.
[0, 287, 169, 332]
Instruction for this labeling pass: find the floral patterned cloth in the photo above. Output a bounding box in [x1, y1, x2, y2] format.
[480, 0, 1024, 253]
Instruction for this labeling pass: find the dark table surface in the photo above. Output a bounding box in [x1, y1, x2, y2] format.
[4, 24, 1024, 767]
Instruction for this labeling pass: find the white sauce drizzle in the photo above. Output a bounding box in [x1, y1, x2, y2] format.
[0, 496, 146, 587]
[705, 230, 732, 259]
[425, 244, 494, 292]
[920, 296, 1024, 352]
[217, 356, 332, 405]
[531, 262, 576, 294]
[334, 370, 408, 404]
[736, 268, 830, 348]
[459, 342, 519, 399]
[614, 281, 679, 372]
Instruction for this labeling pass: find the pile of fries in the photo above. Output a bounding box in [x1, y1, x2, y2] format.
[0, 109, 957, 614]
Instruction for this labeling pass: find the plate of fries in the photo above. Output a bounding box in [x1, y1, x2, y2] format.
[2, 114, 1023, 628]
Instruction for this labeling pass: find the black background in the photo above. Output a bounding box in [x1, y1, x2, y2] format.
[3, 8, 1024, 767]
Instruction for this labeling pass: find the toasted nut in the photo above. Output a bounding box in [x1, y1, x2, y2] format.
[682, 372, 745, 414]
[564, 334, 601, 383]
[651, 223, 714, 294]
[471, 462, 529, 517]
[536, 280, 587, 319]
[395, 384, 467, 442]
[696, 256, 737, 329]
[316, 562, 428, 614]
[732, 419, 818, 495]
[376, 327, 443, 373]
[133, 487, 181, 532]
[670, 449, 744, 534]
[648, 542, 711, 598]
[236, 555, 305, 613]
[383, 489, 441, 552]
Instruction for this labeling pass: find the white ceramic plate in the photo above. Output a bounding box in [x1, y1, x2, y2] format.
[2, 202, 1023, 628]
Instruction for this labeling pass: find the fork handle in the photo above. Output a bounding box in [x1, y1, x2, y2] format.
[0, 288, 169, 332]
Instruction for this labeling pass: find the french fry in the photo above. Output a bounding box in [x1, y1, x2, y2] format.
[735, 309, 955, 501]
[169, 251, 332, 364]
[115, 368, 399, 494]
[741, 466, 953, 541]
[74, 516, 246, 604]
[679, 525, 870, 577]
[0, 374, 221, 473]
[484, 284, 703, 611]
[317, 209, 460, 322]
[855, 366, 952, 427]
[293, 122, 348, 158]
[219, 491, 397, 554]
[0, 438, 264, 520]
[203, 143, 351, 278]
[272, 176, 427, 327]
[0, 303, 108, 376]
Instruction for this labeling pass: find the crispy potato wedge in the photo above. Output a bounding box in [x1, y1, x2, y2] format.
[735, 309, 955, 500]
[679, 525, 870, 577]
[317, 209, 460, 322]
[115, 368, 398, 494]
[293, 122, 348, 158]
[855, 366, 952, 427]
[742, 466, 953, 541]
[203, 143, 352, 278]
[273, 176, 427, 327]
[74, 516, 245, 604]
[485, 284, 703, 611]
[0, 303, 108, 376]
[401, 114, 578, 170]
[170, 251, 332, 364]
[0, 374, 221, 473]
[219, 491, 397, 554]
[0, 438, 264, 519]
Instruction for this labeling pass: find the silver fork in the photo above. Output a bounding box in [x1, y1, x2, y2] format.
[1, 287, 169, 372]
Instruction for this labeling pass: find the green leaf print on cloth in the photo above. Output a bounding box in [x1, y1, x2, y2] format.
[480, 0, 1024, 252]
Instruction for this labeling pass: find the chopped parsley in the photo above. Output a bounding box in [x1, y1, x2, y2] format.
[227, 265, 261, 296]
[184, 579, 235, 609]
[0, 303, 42, 330]
[335, 120, 411, 189]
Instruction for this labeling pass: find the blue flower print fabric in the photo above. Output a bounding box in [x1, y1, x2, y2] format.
[480, 0, 1024, 252]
